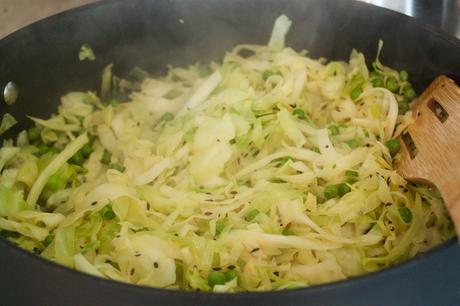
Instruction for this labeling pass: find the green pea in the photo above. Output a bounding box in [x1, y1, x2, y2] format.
[350, 87, 363, 101]
[262, 70, 274, 80]
[398, 100, 410, 115]
[101, 205, 116, 220]
[245, 209, 260, 222]
[43, 235, 54, 247]
[101, 149, 112, 165]
[404, 87, 416, 100]
[38, 144, 50, 155]
[346, 139, 359, 149]
[399, 206, 412, 223]
[345, 170, 359, 184]
[328, 125, 339, 136]
[399, 70, 409, 81]
[385, 139, 401, 156]
[324, 185, 339, 199]
[27, 127, 41, 142]
[160, 112, 174, 122]
[46, 174, 61, 191]
[372, 77, 384, 88]
[346, 177, 358, 184]
[208, 271, 226, 287]
[215, 221, 225, 236]
[70, 151, 84, 165]
[385, 77, 399, 92]
[292, 109, 306, 120]
[337, 183, 351, 196]
[224, 270, 237, 281]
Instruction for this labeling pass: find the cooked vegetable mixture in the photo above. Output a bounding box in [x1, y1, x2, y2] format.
[0, 15, 453, 291]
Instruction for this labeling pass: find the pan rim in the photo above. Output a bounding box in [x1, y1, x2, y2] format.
[0, 236, 457, 297]
[0, 0, 458, 299]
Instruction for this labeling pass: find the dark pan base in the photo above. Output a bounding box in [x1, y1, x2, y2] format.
[0, 0, 459, 305]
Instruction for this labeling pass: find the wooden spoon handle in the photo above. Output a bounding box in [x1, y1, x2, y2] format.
[397, 76, 460, 236]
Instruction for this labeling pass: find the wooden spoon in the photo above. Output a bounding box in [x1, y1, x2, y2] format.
[397, 75, 460, 236]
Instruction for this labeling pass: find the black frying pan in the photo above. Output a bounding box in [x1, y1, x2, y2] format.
[0, 0, 459, 305]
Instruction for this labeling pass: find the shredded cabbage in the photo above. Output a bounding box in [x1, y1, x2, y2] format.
[0, 113, 17, 135]
[79, 44, 96, 61]
[0, 15, 453, 292]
